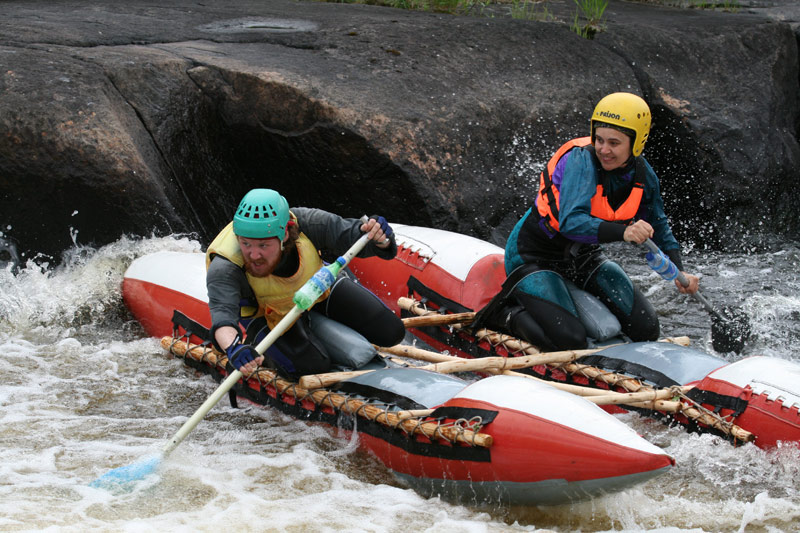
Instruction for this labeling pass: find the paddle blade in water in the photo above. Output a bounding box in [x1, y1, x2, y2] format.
[89, 454, 161, 490]
[711, 305, 751, 354]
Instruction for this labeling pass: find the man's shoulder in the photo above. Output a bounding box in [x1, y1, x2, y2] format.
[207, 254, 243, 277]
[293, 207, 339, 226]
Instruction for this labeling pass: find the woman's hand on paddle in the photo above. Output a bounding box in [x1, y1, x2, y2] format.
[623, 220, 654, 244]
[362, 216, 393, 249]
[675, 272, 700, 295]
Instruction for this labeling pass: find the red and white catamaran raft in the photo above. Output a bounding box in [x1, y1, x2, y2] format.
[349, 224, 800, 450]
[122, 250, 675, 507]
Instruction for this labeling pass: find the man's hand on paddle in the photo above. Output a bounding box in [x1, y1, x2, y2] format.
[218, 326, 264, 375]
[227, 344, 263, 375]
[362, 216, 394, 249]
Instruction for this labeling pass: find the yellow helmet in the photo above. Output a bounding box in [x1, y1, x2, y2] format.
[590, 92, 651, 157]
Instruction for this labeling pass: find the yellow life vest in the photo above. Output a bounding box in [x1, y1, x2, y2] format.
[206, 215, 326, 329]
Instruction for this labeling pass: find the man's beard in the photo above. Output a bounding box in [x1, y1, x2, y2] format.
[242, 252, 281, 278]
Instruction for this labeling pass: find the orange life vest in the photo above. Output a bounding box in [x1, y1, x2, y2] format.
[537, 136, 644, 233]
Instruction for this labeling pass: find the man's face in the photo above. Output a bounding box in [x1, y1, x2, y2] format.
[237, 235, 283, 278]
[594, 127, 633, 171]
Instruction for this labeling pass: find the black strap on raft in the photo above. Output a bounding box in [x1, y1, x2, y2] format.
[407, 276, 473, 315]
[170, 310, 238, 409]
[171, 310, 211, 341]
[685, 388, 748, 419]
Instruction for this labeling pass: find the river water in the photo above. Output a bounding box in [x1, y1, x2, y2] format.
[1, 233, 799, 532]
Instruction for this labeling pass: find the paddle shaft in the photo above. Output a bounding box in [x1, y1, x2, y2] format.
[162, 307, 301, 456]
[162, 228, 371, 458]
[643, 239, 726, 322]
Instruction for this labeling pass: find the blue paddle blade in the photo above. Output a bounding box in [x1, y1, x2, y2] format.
[89, 454, 161, 490]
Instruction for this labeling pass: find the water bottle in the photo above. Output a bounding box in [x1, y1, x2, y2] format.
[646, 249, 679, 281]
[292, 257, 347, 310]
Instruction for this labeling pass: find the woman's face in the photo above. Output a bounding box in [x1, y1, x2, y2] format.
[594, 127, 633, 171]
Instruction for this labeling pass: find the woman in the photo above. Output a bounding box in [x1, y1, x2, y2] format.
[499, 92, 699, 350]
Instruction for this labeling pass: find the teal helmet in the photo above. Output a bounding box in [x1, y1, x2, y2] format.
[232, 189, 290, 239]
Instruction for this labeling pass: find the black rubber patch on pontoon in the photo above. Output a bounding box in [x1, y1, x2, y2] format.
[576, 355, 679, 389]
[332, 381, 426, 411]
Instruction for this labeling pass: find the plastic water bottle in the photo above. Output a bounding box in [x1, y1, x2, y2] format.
[646, 249, 679, 281]
[293, 257, 347, 310]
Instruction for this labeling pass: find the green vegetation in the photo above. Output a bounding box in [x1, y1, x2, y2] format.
[510, 0, 555, 21]
[689, 0, 739, 11]
[570, 0, 607, 39]
[324, 0, 739, 38]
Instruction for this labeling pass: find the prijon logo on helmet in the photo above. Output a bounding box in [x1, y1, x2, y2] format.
[597, 111, 622, 121]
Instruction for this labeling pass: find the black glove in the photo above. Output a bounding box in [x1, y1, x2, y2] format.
[226, 343, 259, 371]
[370, 215, 393, 239]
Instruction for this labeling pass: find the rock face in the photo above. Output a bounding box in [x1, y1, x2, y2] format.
[0, 0, 798, 262]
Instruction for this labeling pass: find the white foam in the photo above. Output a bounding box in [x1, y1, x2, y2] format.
[1, 235, 799, 531]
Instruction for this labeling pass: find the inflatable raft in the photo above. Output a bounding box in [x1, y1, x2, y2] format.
[122, 251, 675, 507]
[349, 225, 800, 450]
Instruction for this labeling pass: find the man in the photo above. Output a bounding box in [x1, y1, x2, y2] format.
[206, 188, 405, 378]
[497, 92, 699, 350]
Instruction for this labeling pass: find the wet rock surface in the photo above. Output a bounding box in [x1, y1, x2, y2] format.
[1, 0, 798, 261]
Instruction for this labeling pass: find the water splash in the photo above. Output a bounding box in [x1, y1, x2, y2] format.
[1, 234, 800, 531]
[0, 235, 202, 339]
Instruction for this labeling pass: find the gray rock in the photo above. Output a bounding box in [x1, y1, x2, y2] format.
[0, 0, 797, 262]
